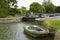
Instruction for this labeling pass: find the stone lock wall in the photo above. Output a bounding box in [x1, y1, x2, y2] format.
[0, 18, 22, 23]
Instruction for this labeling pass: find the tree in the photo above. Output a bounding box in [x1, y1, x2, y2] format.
[0, 0, 17, 18]
[42, 0, 56, 13]
[29, 2, 46, 13]
[56, 6, 60, 13]
[20, 6, 27, 14]
[9, 8, 20, 16]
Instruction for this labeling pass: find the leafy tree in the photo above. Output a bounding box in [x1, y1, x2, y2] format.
[9, 8, 20, 16]
[56, 6, 60, 13]
[20, 6, 27, 14]
[29, 2, 46, 13]
[42, 0, 56, 13]
[0, 0, 17, 18]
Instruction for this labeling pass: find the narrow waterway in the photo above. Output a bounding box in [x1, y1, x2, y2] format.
[0, 22, 55, 40]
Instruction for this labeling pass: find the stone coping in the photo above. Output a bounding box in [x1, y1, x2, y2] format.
[0, 17, 22, 23]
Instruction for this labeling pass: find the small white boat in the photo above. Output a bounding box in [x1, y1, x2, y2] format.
[24, 25, 49, 37]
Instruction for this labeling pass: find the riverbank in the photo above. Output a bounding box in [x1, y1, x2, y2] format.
[0, 15, 23, 23]
[48, 20, 60, 40]
[48, 20, 60, 29]
[0, 17, 22, 23]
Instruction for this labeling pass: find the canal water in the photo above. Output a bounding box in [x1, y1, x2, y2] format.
[0, 22, 55, 40]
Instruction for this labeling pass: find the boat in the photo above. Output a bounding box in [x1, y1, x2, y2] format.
[24, 25, 49, 37]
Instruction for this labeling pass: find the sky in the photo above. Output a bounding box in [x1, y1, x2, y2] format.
[17, 0, 60, 9]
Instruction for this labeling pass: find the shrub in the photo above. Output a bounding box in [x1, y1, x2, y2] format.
[39, 20, 52, 28]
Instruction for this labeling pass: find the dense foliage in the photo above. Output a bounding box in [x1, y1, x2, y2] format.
[29, 2, 46, 13]
[20, 7, 27, 14]
[56, 6, 60, 13]
[42, 0, 56, 13]
[0, 0, 17, 18]
[9, 8, 20, 16]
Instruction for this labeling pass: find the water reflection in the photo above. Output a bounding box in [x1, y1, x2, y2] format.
[0, 22, 55, 40]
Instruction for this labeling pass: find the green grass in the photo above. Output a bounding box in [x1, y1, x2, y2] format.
[49, 20, 60, 29]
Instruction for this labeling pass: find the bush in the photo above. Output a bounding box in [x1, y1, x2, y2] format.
[39, 20, 56, 35]
[39, 20, 52, 28]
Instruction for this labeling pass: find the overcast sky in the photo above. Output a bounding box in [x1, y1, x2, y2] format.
[17, 0, 60, 9]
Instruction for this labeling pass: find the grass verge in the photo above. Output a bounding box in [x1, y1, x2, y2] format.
[48, 20, 60, 29]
